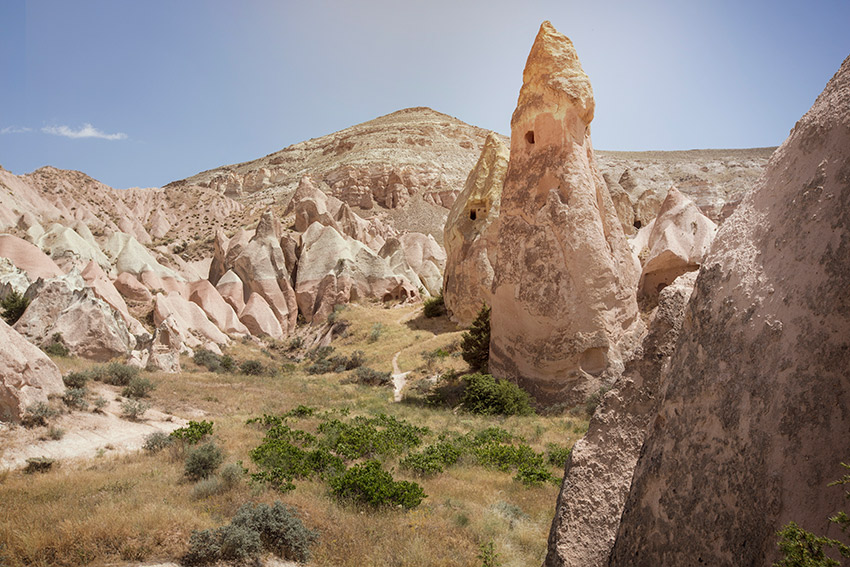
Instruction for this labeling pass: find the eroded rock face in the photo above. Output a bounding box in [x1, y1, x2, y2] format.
[0, 319, 64, 422]
[443, 132, 509, 325]
[636, 186, 716, 301]
[544, 272, 695, 567]
[489, 21, 641, 403]
[608, 54, 850, 567]
[153, 291, 229, 350]
[296, 223, 418, 323]
[0, 234, 64, 280]
[285, 175, 343, 233]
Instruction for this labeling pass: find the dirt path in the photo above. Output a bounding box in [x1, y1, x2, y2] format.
[0, 383, 187, 471]
[391, 350, 410, 403]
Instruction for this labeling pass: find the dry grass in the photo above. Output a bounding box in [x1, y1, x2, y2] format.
[0, 303, 587, 567]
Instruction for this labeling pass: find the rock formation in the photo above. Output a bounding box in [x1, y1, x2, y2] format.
[295, 223, 418, 323]
[544, 272, 695, 567]
[489, 21, 641, 403]
[0, 234, 64, 280]
[0, 319, 65, 422]
[153, 291, 229, 351]
[636, 186, 716, 301]
[608, 54, 850, 566]
[443, 132, 509, 325]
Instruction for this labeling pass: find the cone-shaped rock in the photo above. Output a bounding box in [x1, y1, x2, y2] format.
[489, 21, 641, 403]
[609, 54, 850, 566]
[443, 132, 509, 325]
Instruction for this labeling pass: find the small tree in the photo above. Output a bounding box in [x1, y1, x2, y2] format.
[461, 304, 490, 372]
[1, 289, 30, 325]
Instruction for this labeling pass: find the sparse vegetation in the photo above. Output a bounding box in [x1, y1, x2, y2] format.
[122, 376, 156, 398]
[184, 442, 225, 481]
[423, 294, 446, 318]
[239, 359, 265, 376]
[0, 289, 30, 325]
[120, 399, 150, 421]
[24, 457, 55, 474]
[21, 402, 59, 428]
[143, 431, 173, 453]
[349, 366, 392, 386]
[42, 334, 70, 357]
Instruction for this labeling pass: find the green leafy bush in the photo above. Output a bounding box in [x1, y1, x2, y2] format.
[122, 376, 156, 399]
[318, 414, 428, 459]
[171, 420, 214, 445]
[185, 442, 225, 480]
[546, 443, 573, 468]
[42, 334, 70, 357]
[461, 304, 490, 371]
[423, 294, 446, 318]
[306, 348, 365, 375]
[330, 460, 425, 509]
[461, 373, 534, 416]
[193, 349, 222, 372]
[400, 440, 462, 476]
[1, 289, 29, 325]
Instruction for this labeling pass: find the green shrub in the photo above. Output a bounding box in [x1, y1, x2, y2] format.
[288, 336, 304, 350]
[306, 345, 335, 361]
[330, 460, 425, 509]
[182, 528, 224, 566]
[63, 371, 89, 389]
[478, 540, 501, 567]
[122, 376, 156, 399]
[461, 373, 534, 416]
[21, 402, 59, 428]
[220, 355, 235, 372]
[92, 396, 107, 413]
[62, 387, 89, 410]
[185, 442, 225, 480]
[1, 289, 29, 325]
[546, 443, 573, 468]
[46, 425, 65, 440]
[143, 431, 173, 453]
[423, 294, 446, 318]
[461, 304, 490, 372]
[350, 366, 392, 386]
[171, 420, 214, 445]
[318, 414, 428, 459]
[120, 399, 150, 421]
[240, 359, 265, 376]
[400, 441, 463, 476]
[514, 464, 559, 486]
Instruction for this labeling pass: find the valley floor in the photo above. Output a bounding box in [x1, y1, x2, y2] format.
[0, 302, 587, 567]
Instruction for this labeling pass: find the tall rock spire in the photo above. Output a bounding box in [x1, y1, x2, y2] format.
[489, 21, 641, 403]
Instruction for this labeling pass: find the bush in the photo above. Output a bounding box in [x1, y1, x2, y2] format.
[24, 457, 55, 474]
[330, 460, 425, 509]
[182, 501, 318, 566]
[101, 362, 140, 386]
[461, 304, 490, 372]
[122, 376, 156, 398]
[461, 373, 534, 416]
[1, 289, 30, 325]
[21, 402, 59, 428]
[62, 387, 89, 410]
[239, 359, 265, 376]
[185, 442, 225, 480]
[350, 366, 392, 386]
[368, 322, 384, 343]
[42, 334, 70, 357]
[171, 420, 214, 445]
[92, 396, 107, 413]
[143, 431, 173, 453]
[193, 349, 222, 372]
[220, 355, 235, 372]
[546, 443, 573, 468]
[423, 294, 446, 318]
[120, 399, 150, 421]
[63, 371, 89, 389]
[230, 502, 319, 562]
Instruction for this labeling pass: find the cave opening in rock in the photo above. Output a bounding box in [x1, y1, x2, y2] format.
[634, 220, 642, 229]
[525, 131, 535, 144]
[469, 210, 477, 221]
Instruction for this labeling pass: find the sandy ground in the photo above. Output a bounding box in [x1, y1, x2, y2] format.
[0, 383, 188, 471]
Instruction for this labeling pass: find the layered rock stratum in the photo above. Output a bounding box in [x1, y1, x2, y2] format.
[488, 21, 642, 403]
[608, 53, 850, 566]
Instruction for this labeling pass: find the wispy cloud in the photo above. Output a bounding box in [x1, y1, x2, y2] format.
[42, 123, 127, 140]
[1, 126, 33, 134]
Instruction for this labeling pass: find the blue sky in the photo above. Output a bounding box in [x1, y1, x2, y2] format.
[1, 0, 848, 189]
